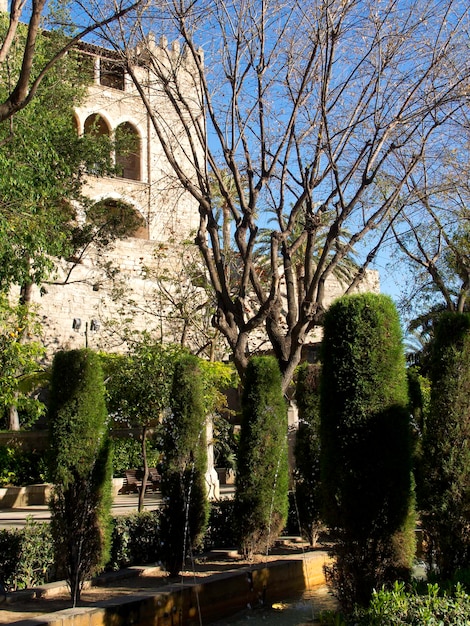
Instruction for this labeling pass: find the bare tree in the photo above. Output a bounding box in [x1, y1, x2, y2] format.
[389, 118, 470, 316]
[106, 0, 469, 391]
[0, 0, 144, 122]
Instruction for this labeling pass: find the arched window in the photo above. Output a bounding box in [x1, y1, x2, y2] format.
[115, 122, 141, 181]
[87, 198, 148, 240]
[83, 114, 111, 176]
[84, 114, 110, 138]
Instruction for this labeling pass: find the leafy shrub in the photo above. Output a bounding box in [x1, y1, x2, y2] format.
[0, 446, 47, 486]
[352, 581, 470, 625]
[204, 499, 237, 550]
[111, 436, 160, 478]
[107, 511, 162, 571]
[0, 519, 55, 590]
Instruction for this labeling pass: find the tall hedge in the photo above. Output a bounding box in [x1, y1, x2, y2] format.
[48, 349, 112, 606]
[294, 362, 323, 546]
[235, 356, 288, 558]
[419, 312, 470, 578]
[160, 354, 209, 577]
[320, 294, 415, 611]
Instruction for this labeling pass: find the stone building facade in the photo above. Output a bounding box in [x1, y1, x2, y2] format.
[19, 37, 204, 354]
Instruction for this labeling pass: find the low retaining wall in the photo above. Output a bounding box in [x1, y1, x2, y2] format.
[0, 484, 52, 509]
[11, 551, 330, 626]
[0, 479, 124, 509]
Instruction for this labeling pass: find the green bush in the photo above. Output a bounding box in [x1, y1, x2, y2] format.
[320, 294, 415, 611]
[294, 362, 323, 546]
[0, 512, 163, 590]
[160, 354, 209, 576]
[235, 356, 289, 558]
[418, 312, 470, 579]
[0, 446, 47, 486]
[204, 499, 237, 550]
[351, 581, 470, 626]
[107, 511, 162, 571]
[0, 519, 55, 590]
[48, 348, 113, 605]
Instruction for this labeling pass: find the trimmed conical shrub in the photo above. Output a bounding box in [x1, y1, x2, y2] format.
[48, 349, 112, 606]
[160, 354, 209, 576]
[320, 293, 415, 611]
[419, 312, 470, 578]
[294, 362, 323, 546]
[235, 356, 288, 558]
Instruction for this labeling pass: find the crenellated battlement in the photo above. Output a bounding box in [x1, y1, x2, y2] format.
[133, 33, 203, 70]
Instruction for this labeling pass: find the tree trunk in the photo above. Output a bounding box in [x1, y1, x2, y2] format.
[8, 400, 20, 431]
[138, 425, 149, 512]
[7, 280, 33, 429]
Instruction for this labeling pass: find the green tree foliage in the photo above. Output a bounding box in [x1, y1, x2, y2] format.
[110, 436, 160, 479]
[0, 15, 102, 292]
[235, 356, 288, 558]
[48, 349, 112, 606]
[0, 445, 47, 486]
[198, 359, 239, 470]
[294, 362, 323, 547]
[320, 293, 415, 611]
[0, 296, 46, 429]
[418, 312, 470, 579]
[102, 341, 182, 512]
[0, 14, 142, 299]
[160, 354, 209, 577]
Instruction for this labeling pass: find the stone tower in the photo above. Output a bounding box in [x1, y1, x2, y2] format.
[21, 37, 204, 355]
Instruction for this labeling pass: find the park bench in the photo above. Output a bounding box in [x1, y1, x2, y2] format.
[124, 469, 153, 494]
[148, 467, 162, 491]
[124, 468, 161, 494]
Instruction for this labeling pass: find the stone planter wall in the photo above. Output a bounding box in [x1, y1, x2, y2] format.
[0, 484, 52, 509]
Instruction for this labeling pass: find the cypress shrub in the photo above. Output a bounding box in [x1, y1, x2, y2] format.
[160, 354, 209, 577]
[320, 293, 415, 611]
[294, 362, 324, 546]
[235, 356, 288, 558]
[48, 349, 113, 606]
[419, 312, 470, 579]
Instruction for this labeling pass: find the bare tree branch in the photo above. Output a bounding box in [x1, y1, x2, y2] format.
[107, 0, 470, 389]
[0, 0, 145, 122]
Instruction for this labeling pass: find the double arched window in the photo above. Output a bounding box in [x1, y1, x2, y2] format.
[83, 115, 141, 181]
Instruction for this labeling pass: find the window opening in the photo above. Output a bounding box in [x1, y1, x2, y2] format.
[100, 59, 125, 90]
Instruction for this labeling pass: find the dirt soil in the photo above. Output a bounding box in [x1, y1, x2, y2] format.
[0, 542, 338, 624]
